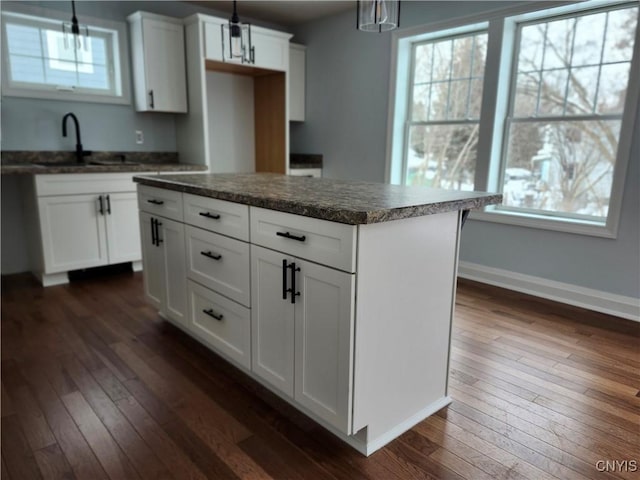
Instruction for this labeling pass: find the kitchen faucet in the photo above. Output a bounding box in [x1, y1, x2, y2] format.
[62, 112, 91, 163]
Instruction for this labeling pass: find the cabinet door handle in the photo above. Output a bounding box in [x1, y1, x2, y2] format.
[276, 231, 306, 242]
[155, 221, 163, 245]
[203, 308, 224, 321]
[105, 194, 111, 215]
[149, 89, 155, 109]
[249, 45, 255, 64]
[151, 218, 157, 246]
[199, 211, 221, 220]
[289, 262, 301, 304]
[147, 199, 164, 205]
[282, 259, 288, 300]
[200, 251, 222, 261]
[98, 195, 105, 215]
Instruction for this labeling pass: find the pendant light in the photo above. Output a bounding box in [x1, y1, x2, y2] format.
[62, 0, 89, 51]
[357, 0, 400, 32]
[222, 0, 254, 63]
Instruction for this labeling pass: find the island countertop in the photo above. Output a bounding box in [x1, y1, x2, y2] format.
[134, 173, 502, 225]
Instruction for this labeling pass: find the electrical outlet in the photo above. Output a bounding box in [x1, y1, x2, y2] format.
[135, 130, 144, 144]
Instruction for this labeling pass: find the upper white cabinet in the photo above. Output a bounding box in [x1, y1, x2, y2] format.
[289, 43, 306, 121]
[128, 12, 187, 113]
[202, 16, 290, 72]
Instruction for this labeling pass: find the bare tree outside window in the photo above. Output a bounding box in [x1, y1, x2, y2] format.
[406, 32, 488, 190]
[502, 5, 638, 220]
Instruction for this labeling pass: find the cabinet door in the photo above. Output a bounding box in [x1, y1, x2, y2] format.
[105, 193, 141, 264]
[294, 259, 355, 434]
[251, 245, 295, 397]
[158, 217, 188, 328]
[139, 212, 164, 310]
[38, 194, 108, 273]
[141, 18, 187, 112]
[289, 44, 305, 121]
[252, 30, 288, 71]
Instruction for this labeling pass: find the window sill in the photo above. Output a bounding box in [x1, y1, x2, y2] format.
[469, 208, 617, 239]
[2, 87, 131, 106]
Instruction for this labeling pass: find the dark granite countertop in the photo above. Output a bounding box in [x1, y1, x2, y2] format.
[0, 151, 207, 175]
[134, 173, 502, 225]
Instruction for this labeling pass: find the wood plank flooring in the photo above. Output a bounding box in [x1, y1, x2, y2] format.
[1, 270, 638, 479]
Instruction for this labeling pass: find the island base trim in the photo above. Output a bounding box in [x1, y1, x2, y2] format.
[359, 395, 453, 456]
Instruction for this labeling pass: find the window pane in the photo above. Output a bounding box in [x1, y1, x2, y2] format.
[413, 43, 432, 84]
[513, 72, 539, 116]
[519, 24, 545, 72]
[538, 68, 568, 115]
[503, 120, 620, 219]
[406, 124, 478, 190]
[411, 84, 430, 121]
[603, 7, 637, 63]
[566, 66, 599, 114]
[9, 54, 44, 84]
[597, 63, 630, 114]
[572, 12, 605, 67]
[6, 24, 42, 56]
[543, 18, 574, 70]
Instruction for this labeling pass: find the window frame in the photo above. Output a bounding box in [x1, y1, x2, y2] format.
[387, 0, 640, 239]
[1, 3, 131, 105]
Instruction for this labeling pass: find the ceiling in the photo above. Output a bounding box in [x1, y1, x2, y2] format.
[187, 1, 354, 27]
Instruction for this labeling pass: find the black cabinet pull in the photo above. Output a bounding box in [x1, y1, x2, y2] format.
[106, 194, 111, 215]
[288, 262, 301, 304]
[199, 211, 221, 220]
[147, 199, 164, 205]
[98, 195, 104, 215]
[156, 221, 163, 245]
[276, 231, 306, 242]
[202, 308, 223, 321]
[151, 218, 157, 246]
[149, 89, 155, 109]
[282, 259, 288, 300]
[200, 251, 222, 261]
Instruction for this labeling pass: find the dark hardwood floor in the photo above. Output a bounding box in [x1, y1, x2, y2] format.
[1, 270, 638, 479]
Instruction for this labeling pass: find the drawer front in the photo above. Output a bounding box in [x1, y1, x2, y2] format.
[183, 193, 249, 241]
[137, 185, 183, 221]
[187, 280, 251, 370]
[186, 225, 250, 307]
[250, 207, 357, 273]
[36, 173, 137, 196]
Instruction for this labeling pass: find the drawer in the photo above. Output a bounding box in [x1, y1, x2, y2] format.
[185, 225, 250, 307]
[35, 173, 137, 196]
[187, 280, 251, 370]
[250, 207, 357, 273]
[137, 185, 183, 221]
[183, 193, 249, 241]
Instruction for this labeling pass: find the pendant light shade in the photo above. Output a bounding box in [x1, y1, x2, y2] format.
[221, 0, 254, 63]
[357, 0, 400, 32]
[62, 0, 89, 50]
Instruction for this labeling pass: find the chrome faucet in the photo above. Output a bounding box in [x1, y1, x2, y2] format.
[62, 112, 91, 163]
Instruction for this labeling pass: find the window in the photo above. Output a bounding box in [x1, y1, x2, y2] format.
[406, 31, 488, 190]
[500, 5, 637, 223]
[389, 0, 639, 237]
[1, 8, 129, 104]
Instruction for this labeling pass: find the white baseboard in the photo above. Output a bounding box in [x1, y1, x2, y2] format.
[458, 261, 640, 322]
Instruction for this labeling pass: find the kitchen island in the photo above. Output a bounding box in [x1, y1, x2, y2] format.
[134, 173, 501, 455]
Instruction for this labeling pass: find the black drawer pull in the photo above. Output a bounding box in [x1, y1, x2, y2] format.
[147, 199, 164, 205]
[199, 212, 221, 220]
[201, 251, 222, 261]
[202, 309, 223, 321]
[276, 231, 306, 242]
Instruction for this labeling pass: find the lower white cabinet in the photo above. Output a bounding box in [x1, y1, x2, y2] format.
[139, 211, 187, 327]
[251, 244, 355, 434]
[24, 174, 141, 286]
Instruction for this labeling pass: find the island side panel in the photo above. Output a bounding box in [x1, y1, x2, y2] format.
[353, 210, 460, 448]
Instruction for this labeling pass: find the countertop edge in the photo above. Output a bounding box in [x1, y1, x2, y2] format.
[0, 164, 208, 175]
[134, 175, 502, 225]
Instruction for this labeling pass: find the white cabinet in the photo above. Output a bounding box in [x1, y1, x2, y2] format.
[128, 12, 187, 113]
[139, 211, 188, 328]
[289, 43, 306, 121]
[24, 174, 141, 286]
[251, 244, 355, 433]
[202, 15, 290, 72]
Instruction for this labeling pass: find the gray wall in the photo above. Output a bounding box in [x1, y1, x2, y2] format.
[291, 1, 640, 299]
